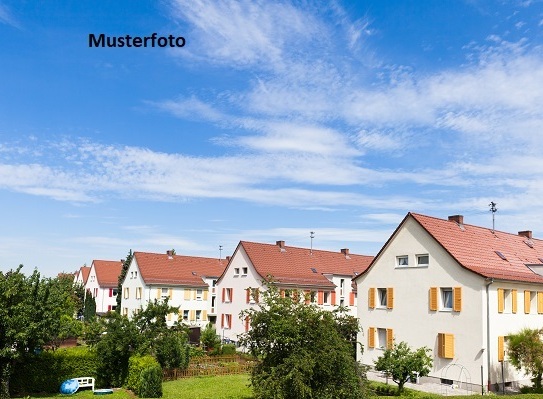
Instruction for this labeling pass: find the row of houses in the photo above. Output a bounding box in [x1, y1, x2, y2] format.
[74, 211, 543, 391]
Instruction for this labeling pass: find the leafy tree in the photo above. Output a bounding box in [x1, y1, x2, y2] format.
[507, 328, 543, 389]
[0, 266, 75, 398]
[238, 282, 365, 399]
[116, 250, 133, 313]
[83, 291, 96, 321]
[374, 341, 432, 393]
[201, 323, 222, 354]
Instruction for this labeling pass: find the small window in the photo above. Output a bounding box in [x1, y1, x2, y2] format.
[242, 267, 248, 275]
[183, 310, 189, 321]
[234, 268, 240, 276]
[196, 310, 202, 321]
[310, 291, 317, 303]
[397, 256, 408, 267]
[134, 271, 138, 278]
[112, 288, 118, 296]
[378, 288, 387, 307]
[161, 288, 169, 298]
[441, 288, 453, 310]
[417, 254, 429, 266]
[212, 279, 217, 287]
[196, 289, 203, 300]
[377, 328, 387, 349]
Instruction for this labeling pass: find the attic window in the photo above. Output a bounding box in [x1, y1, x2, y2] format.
[524, 240, 534, 249]
[495, 251, 507, 261]
[310, 268, 317, 273]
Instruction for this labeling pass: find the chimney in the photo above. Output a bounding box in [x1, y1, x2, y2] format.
[276, 240, 285, 248]
[166, 250, 174, 259]
[519, 230, 533, 239]
[448, 215, 464, 225]
[341, 248, 349, 255]
[121, 259, 125, 264]
[226, 256, 231, 262]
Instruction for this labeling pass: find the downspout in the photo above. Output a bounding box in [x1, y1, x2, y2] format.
[485, 277, 494, 392]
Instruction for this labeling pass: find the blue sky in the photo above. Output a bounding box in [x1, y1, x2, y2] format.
[1, 0, 543, 277]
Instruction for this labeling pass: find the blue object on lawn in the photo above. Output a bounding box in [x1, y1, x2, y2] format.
[60, 378, 79, 394]
[94, 388, 114, 395]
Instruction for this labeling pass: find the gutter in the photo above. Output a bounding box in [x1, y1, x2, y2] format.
[485, 277, 494, 392]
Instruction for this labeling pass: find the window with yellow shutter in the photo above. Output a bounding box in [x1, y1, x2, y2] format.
[386, 329, 394, 349]
[368, 288, 375, 309]
[538, 292, 543, 314]
[498, 336, 505, 362]
[453, 287, 462, 312]
[368, 327, 375, 348]
[512, 289, 517, 313]
[438, 333, 454, 359]
[429, 287, 438, 311]
[525, 290, 531, 314]
[387, 288, 394, 309]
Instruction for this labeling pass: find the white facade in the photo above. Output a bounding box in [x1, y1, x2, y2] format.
[356, 216, 541, 391]
[120, 255, 217, 328]
[85, 264, 118, 313]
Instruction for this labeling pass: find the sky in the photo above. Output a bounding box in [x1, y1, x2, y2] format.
[1, 0, 543, 277]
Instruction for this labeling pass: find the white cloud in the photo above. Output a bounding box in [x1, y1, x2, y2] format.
[0, 3, 20, 28]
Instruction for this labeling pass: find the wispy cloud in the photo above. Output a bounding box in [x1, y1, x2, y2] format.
[0, 2, 20, 28]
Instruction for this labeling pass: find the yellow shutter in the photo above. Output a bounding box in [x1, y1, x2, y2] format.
[184, 288, 191, 300]
[202, 310, 207, 321]
[498, 336, 505, 362]
[429, 287, 438, 311]
[387, 288, 394, 309]
[156, 288, 161, 299]
[368, 327, 375, 348]
[190, 310, 196, 321]
[525, 290, 531, 314]
[386, 329, 394, 349]
[438, 333, 455, 359]
[497, 288, 504, 313]
[512, 289, 517, 313]
[368, 288, 375, 309]
[538, 292, 543, 314]
[167, 312, 172, 321]
[453, 287, 462, 312]
[203, 290, 208, 300]
[169, 288, 173, 300]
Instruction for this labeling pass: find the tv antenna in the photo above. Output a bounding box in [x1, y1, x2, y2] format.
[219, 245, 223, 262]
[489, 202, 497, 233]
[310, 231, 315, 255]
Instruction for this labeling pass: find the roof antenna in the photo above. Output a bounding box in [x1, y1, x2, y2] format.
[310, 231, 315, 255]
[219, 245, 223, 263]
[489, 201, 497, 233]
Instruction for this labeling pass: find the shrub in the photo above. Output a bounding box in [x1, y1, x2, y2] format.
[10, 346, 97, 395]
[154, 332, 189, 369]
[138, 365, 163, 398]
[221, 344, 237, 355]
[127, 355, 160, 394]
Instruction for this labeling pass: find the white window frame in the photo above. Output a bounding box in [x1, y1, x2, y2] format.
[323, 292, 330, 305]
[417, 254, 429, 267]
[397, 256, 408, 267]
[441, 287, 453, 311]
[242, 267, 248, 276]
[377, 288, 388, 308]
[183, 310, 189, 321]
[234, 268, 240, 276]
[161, 287, 169, 298]
[377, 328, 387, 349]
[196, 289, 203, 301]
[196, 310, 202, 321]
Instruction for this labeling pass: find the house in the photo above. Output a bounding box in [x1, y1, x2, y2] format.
[85, 260, 123, 314]
[73, 266, 90, 286]
[216, 240, 374, 343]
[355, 212, 543, 392]
[120, 250, 226, 328]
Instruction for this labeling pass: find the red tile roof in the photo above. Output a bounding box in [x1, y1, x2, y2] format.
[93, 260, 123, 288]
[365, 212, 543, 284]
[237, 241, 374, 288]
[79, 266, 91, 284]
[134, 251, 226, 286]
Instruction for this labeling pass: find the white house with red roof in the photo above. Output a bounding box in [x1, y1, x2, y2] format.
[355, 212, 543, 392]
[120, 250, 226, 328]
[216, 240, 373, 343]
[73, 265, 90, 286]
[85, 260, 123, 314]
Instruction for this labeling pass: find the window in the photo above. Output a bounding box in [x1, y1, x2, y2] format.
[123, 287, 129, 299]
[122, 307, 128, 316]
[196, 310, 202, 321]
[340, 279, 345, 296]
[234, 268, 240, 276]
[373, 287, 394, 309]
[222, 313, 232, 329]
[222, 288, 233, 302]
[323, 292, 330, 305]
[498, 288, 517, 314]
[196, 289, 203, 301]
[417, 254, 429, 267]
[130, 271, 134, 279]
[134, 271, 138, 278]
[377, 328, 387, 349]
[438, 333, 454, 359]
[242, 267, 248, 276]
[310, 291, 317, 303]
[112, 288, 118, 297]
[397, 256, 408, 267]
[340, 299, 345, 306]
[441, 288, 453, 310]
[211, 296, 216, 310]
[136, 287, 142, 300]
[161, 288, 169, 298]
[430, 287, 461, 312]
[368, 327, 394, 349]
[183, 310, 189, 321]
[378, 288, 387, 307]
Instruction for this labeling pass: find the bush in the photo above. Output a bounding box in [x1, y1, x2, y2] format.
[10, 346, 97, 395]
[138, 365, 163, 398]
[221, 344, 237, 355]
[127, 355, 160, 394]
[154, 332, 189, 369]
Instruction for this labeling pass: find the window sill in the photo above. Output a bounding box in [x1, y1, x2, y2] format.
[395, 265, 429, 269]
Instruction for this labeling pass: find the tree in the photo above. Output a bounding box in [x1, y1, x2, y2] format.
[83, 291, 96, 321]
[200, 323, 222, 354]
[116, 250, 133, 313]
[0, 266, 75, 398]
[238, 282, 365, 399]
[374, 341, 432, 393]
[507, 328, 543, 389]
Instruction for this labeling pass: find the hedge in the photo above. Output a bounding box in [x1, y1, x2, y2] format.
[10, 346, 97, 395]
[127, 355, 161, 396]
